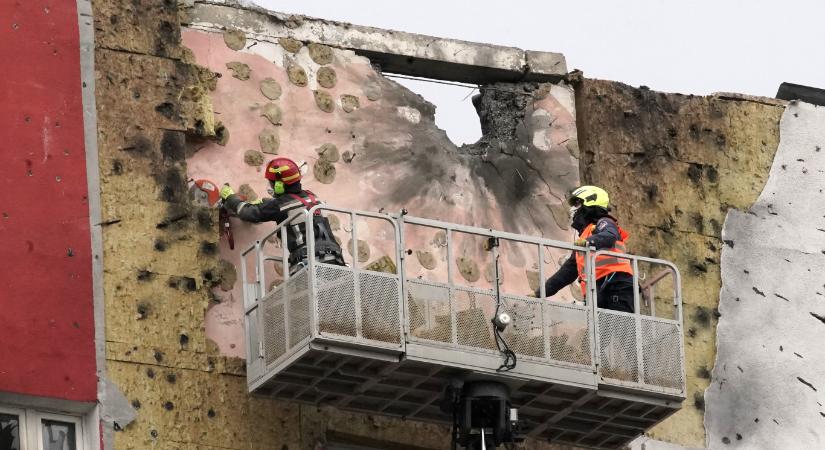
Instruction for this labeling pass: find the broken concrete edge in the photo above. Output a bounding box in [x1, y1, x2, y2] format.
[185, 1, 567, 83]
[712, 92, 788, 107]
[574, 77, 790, 109]
[77, 0, 106, 448]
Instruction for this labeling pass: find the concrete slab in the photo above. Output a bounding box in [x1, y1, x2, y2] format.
[186, 1, 566, 83]
[776, 82, 825, 106]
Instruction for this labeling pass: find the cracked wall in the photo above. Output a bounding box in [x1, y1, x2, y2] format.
[93, 0, 578, 448]
[575, 78, 785, 448]
[705, 102, 825, 448]
[180, 22, 580, 358]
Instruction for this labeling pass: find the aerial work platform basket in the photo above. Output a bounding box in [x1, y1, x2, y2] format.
[241, 206, 685, 449]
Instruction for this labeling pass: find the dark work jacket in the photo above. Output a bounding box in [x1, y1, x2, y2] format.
[538, 216, 623, 297]
[224, 189, 343, 266]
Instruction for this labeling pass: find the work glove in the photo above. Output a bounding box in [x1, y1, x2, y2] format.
[574, 238, 589, 247]
[219, 184, 235, 200]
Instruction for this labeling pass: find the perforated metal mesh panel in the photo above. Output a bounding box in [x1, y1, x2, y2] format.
[501, 296, 545, 359]
[546, 302, 592, 367]
[246, 306, 261, 375]
[598, 311, 639, 383]
[407, 280, 452, 343]
[246, 208, 686, 450]
[359, 272, 401, 343]
[641, 319, 683, 390]
[263, 287, 286, 365]
[454, 288, 496, 351]
[287, 269, 311, 347]
[316, 264, 357, 337]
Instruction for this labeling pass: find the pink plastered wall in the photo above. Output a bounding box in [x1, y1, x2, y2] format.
[182, 29, 579, 357]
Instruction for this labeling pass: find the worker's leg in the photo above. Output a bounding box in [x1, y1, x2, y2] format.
[597, 272, 635, 313]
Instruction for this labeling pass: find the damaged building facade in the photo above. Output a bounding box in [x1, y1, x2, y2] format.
[1, 0, 824, 449]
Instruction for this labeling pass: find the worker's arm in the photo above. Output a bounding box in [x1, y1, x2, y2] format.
[536, 255, 578, 297]
[224, 196, 288, 223]
[582, 217, 621, 249]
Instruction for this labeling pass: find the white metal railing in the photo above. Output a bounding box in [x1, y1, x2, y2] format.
[241, 206, 685, 397]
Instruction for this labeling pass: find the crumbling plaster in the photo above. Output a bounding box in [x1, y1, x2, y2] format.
[705, 101, 825, 448]
[180, 24, 580, 358]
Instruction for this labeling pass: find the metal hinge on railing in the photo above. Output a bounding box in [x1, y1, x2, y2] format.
[259, 341, 264, 359]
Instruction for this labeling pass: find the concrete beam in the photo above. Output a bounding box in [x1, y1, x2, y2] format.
[186, 1, 567, 83]
[776, 81, 825, 106]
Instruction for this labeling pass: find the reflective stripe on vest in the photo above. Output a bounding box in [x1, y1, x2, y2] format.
[574, 223, 633, 296]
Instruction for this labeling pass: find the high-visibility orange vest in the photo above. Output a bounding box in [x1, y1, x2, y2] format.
[574, 221, 633, 296]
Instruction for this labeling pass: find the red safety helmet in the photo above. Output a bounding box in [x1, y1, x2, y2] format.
[265, 157, 302, 194]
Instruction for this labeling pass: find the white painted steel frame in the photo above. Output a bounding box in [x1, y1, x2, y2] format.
[241, 206, 686, 401]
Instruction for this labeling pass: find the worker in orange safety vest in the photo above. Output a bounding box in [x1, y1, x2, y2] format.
[536, 186, 635, 312]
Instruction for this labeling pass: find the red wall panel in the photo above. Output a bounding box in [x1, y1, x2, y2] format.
[0, 1, 97, 402]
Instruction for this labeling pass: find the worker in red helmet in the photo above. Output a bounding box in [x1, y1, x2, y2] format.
[219, 157, 344, 271]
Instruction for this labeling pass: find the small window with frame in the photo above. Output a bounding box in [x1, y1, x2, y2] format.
[0, 406, 85, 450]
[0, 405, 27, 450]
[36, 412, 82, 450]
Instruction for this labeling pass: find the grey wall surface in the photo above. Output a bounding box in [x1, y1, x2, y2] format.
[705, 101, 825, 448]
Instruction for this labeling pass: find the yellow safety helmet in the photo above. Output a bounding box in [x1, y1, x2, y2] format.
[567, 185, 609, 209]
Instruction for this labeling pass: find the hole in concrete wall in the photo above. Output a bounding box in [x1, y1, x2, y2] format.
[389, 74, 481, 146]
